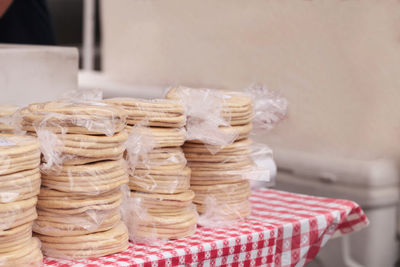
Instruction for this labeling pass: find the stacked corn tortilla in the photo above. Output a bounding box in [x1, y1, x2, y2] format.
[167, 88, 254, 221]
[0, 135, 43, 266]
[20, 101, 129, 259]
[105, 98, 197, 240]
[0, 105, 19, 135]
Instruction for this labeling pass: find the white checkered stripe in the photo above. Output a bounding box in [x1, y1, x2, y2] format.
[43, 189, 368, 267]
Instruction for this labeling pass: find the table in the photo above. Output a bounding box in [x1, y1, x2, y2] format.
[43, 189, 368, 267]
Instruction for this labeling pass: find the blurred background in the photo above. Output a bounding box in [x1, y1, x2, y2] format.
[1, 0, 399, 266]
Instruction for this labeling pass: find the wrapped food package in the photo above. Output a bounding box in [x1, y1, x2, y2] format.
[105, 98, 197, 241]
[0, 105, 19, 135]
[166, 86, 281, 226]
[0, 135, 43, 266]
[18, 101, 130, 259]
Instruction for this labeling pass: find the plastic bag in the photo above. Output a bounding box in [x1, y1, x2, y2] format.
[125, 124, 188, 194]
[0, 136, 41, 206]
[0, 197, 38, 231]
[0, 134, 42, 266]
[18, 101, 128, 170]
[193, 180, 251, 227]
[0, 105, 20, 134]
[166, 87, 245, 151]
[0, 135, 40, 176]
[40, 159, 129, 196]
[121, 188, 197, 242]
[33, 187, 124, 237]
[19, 101, 127, 137]
[35, 221, 128, 259]
[104, 98, 186, 128]
[244, 83, 287, 131]
[0, 237, 43, 267]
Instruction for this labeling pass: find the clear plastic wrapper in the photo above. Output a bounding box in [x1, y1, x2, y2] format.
[166, 87, 244, 149]
[0, 222, 33, 253]
[35, 221, 128, 259]
[0, 237, 43, 267]
[0, 168, 41, 203]
[249, 142, 276, 189]
[0, 135, 40, 176]
[193, 180, 251, 227]
[0, 197, 38, 231]
[166, 85, 287, 146]
[41, 159, 129, 196]
[129, 166, 191, 194]
[33, 187, 123, 236]
[125, 124, 189, 194]
[104, 97, 186, 128]
[244, 83, 288, 131]
[185, 139, 271, 184]
[17, 101, 128, 169]
[19, 101, 128, 136]
[197, 196, 252, 227]
[0, 136, 41, 207]
[121, 188, 198, 242]
[0, 105, 19, 134]
[37, 129, 128, 170]
[184, 139, 273, 227]
[126, 125, 186, 149]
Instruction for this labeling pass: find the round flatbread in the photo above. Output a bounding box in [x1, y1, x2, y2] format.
[196, 199, 251, 220]
[20, 101, 127, 136]
[0, 197, 38, 230]
[36, 221, 129, 259]
[0, 168, 41, 203]
[129, 167, 190, 194]
[166, 87, 253, 126]
[128, 146, 187, 170]
[37, 188, 122, 212]
[0, 105, 19, 132]
[41, 159, 128, 195]
[0, 135, 40, 176]
[0, 237, 43, 266]
[104, 98, 186, 128]
[127, 126, 186, 148]
[34, 210, 121, 236]
[129, 190, 195, 214]
[0, 222, 32, 253]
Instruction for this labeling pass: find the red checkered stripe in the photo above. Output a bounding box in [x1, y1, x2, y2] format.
[42, 189, 368, 267]
[43, 219, 275, 267]
[196, 245, 276, 267]
[249, 189, 368, 267]
[127, 220, 275, 266]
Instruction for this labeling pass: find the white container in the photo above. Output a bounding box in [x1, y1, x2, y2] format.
[273, 149, 399, 267]
[0, 44, 78, 106]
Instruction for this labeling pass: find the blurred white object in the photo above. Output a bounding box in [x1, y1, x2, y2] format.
[274, 148, 399, 267]
[78, 71, 164, 99]
[0, 45, 78, 106]
[250, 143, 276, 189]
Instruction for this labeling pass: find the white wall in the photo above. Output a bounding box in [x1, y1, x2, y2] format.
[101, 0, 400, 160]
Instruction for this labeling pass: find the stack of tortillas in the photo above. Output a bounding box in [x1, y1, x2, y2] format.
[0, 105, 19, 135]
[167, 87, 254, 222]
[20, 101, 129, 259]
[0, 135, 43, 266]
[105, 98, 197, 240]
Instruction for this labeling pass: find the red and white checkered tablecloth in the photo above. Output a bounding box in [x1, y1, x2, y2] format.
[43, 189, 368, 267]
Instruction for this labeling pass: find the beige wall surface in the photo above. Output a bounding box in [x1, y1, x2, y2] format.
[101, 0, 400, 160]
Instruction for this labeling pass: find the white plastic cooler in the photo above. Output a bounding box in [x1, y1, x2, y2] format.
[273, 149, 399, 267]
